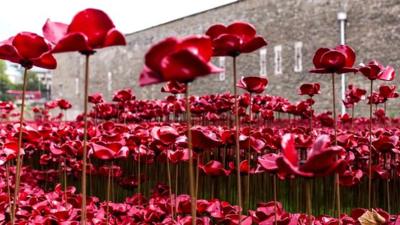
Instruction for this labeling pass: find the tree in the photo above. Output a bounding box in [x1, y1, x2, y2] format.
[0, 60, 13, 101]
[14, 71, 41, 91]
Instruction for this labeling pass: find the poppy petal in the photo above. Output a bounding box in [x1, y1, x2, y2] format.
[312, 48, 329, 68]
[52, 32, 91, 53]
[178, 35, 213, 61]
[42, 19, 68, 44]
[240, 35, 267, 53]
[205, 24, 227, 40]
[227, 21, 257, 43]
[161, 49, 222, 83]
[145, 37, 178, 74]
[378, 66, 395, 81]
[139, 65, 164, 86]
[103, 28, 126, 47]
[320, 50, 346, 71]
[335, 45, 356, 67]
[32, 52, 57, 69]
[68, 8, 115, 48]
[12, 32, 49, 59]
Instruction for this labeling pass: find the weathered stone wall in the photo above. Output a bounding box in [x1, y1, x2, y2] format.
[52, 0, 400, 117]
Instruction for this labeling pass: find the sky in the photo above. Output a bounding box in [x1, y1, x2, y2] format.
[0, 0, 237, 40]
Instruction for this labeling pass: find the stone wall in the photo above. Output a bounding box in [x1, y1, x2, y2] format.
[52, 0, 400, 118]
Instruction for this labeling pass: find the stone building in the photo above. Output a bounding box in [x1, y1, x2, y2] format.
[52, 0, 400, 117]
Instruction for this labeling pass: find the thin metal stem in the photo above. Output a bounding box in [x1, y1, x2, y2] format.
[332, 74, 341, 224]
[81, 55, 90, 225]
[166, 152, 175, 221]
[273, 174, 278, 225]
[233, 57, 243, 224]
[185, 87, 196, 225]
[11, 68, 28, 225]
[368, 80, 373, 209]
[306, 179, 312, 225]
[106, 161, 113, 225]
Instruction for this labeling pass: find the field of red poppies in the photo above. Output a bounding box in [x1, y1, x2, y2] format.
[0, 7, 399, 225]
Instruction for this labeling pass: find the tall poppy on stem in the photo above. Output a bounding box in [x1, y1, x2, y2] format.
[139, 35, 222, 224]
[206, 22, 267, 223]
[310, 45, 357, 222]
[237, 75, 267, 210]
[343, 84, 366, 129]
[359, 60, 395, 209]
[43, 8, 126, 224]
[298, 82, 320, 129]
[0, 32, 57, 224]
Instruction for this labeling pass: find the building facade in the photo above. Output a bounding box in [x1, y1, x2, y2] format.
[52, 0, 400, 117]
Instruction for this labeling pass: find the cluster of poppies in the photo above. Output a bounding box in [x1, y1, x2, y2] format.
[0, 5, 399, 225]
[1, 166, 400, 224]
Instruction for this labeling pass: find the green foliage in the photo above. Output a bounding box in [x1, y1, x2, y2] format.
[0, 60, 44, 101]
[0, 60, 13, 101]
[14, 71, 41, 91]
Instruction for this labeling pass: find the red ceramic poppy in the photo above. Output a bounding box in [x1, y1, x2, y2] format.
[43, 8, 126, 55]
[88, 93, 104, 104]
[161, 81, 187, 94]
[91, 142, 129, 160]
[359, 60, 395, 81]
[237, 76, 268, 94]
[298, 83, 320, 97]
[0, 32, 56, 69]
[368, 92, 384, 105]
[199, 160, 233, 176]
[113, 88, 134, 102]
[151, 126, 179, 145]
[257, 153, 279, 173]
[310, 45, 357, 74]
[139, 35, 222, 86]
[301, 135, 346, 177]
[191, 126, 221, 149]
[379, 85, 398, 100]
[276, 134, 345, 178]
[205, 21, 267, 57]
[339, 169, 363, 187]
[57, 99, 72, 110]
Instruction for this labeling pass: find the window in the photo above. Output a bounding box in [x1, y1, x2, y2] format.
[294, 42, 303, 72]
[107, 72, 113, 92]
[274, 45, 282, 75]
[75, 77, 79, 95]
[259, 48, 267, 77]
[218, 57, 226, 81]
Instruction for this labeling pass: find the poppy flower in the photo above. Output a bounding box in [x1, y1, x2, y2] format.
[57, 99, 72, 110]
[257, 153, 279, 172]
[113, 88, 134, 102]
[343, 84, 366, 107]
[88, 93, 104, 104]
[359, 60, 395, 81]
[298, 83, 320, 97]
[276, 134, 345, 178]
[90, 142, 129, 160]
[43, 8, 126, 55]
[191, 126, 221, 149]
[150, 126, 179, 145]
[378, 85, 398, 100]
[237, 76, 268, 94]
[339, 169, 363, 186]
[0, 32, 56, 69]
[139, 35, 222, 86]
[161, 81, 187, 94]
[199, 160, 233, 176]
[1, 141, 24, 164]
[310, 45, 357, 74]
[205, 21, 267, 57]
[367, 92, 384, 105]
